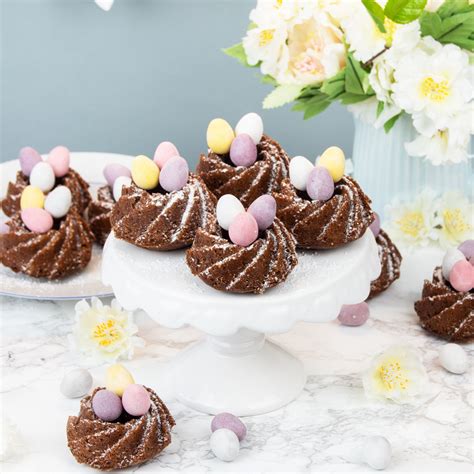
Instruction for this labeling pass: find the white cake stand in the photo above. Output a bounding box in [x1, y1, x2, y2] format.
[102, 230, 380, 415]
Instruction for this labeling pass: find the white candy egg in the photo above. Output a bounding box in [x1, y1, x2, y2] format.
[44, 185, 72, 218]
[439, 343, 467, 374]
[113, 176, 132, 202]
[235, 112, 263, 145]
[289, 155, 314, 191]
[363, 436, 392, 470]
[210, 428, 240, 462]
[216, 194, 245, 231]
[29, 162, 55, 192]
[60, 368, 93, 399]
[442, 248, 466, 279]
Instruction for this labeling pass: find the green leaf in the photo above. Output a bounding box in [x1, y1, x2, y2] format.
[222, 43, 251, 67]
[438, 0, 471, 18]
[303, 98, 331, 119]
[262, 84, 303, 109]
[321, 70, 345, 98]
[362, 0, 387, 32]
[345, 53, 370, 95]
[376, 101, 385, 118]
[260, 74, 278, 86]
[419, 11, 443, 38]
[248, 21, 257, 30]
[339, 92, 374, 105]
[384, 0, 427, 24]
[384, 113, 402, 133]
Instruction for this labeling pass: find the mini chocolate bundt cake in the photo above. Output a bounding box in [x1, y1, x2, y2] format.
[87, 185, 115, 246]
[67, 387, 175, 471]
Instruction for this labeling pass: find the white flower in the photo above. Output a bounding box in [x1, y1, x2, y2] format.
[72, 298, 144, 363]
[250, 0, 315, 26]
[363, 345, 429, 404]
[0, 417, 23, 462]
[95, 0, 114, 11]
[348, 96, 401, 129]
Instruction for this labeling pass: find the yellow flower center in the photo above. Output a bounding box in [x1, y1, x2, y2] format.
[377, 359, 409, 391]
[276, 0, 283, 6]
[443, 208, 471, 236]
[420, 77, 450, 102]
[93, 319, 122, 347]
[259, 29, 275, 47]
[396, 211, 425, 238]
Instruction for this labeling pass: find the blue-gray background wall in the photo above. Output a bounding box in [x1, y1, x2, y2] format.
[1, 0, 353, 165]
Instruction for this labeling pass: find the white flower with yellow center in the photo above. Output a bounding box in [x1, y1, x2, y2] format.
[250, 0, 315, 26]
[363, 345, 428, 404]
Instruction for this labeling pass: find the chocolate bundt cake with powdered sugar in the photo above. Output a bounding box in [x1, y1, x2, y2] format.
[87, 185, 115, 246]
[197, 134, 290, 208]
[67, 386, 175, 471]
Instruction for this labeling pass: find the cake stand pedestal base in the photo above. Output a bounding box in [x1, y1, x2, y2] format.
[171, 329, 306, 416]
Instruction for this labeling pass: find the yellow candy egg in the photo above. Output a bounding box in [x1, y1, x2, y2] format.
[105, 363, 135, 396]
[318, 146, 345, 182]
[131, 155, 160, 190]
[20, 185, 45, 210]
[207, 118, 235, 154]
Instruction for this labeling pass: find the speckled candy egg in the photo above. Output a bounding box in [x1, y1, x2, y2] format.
[211, 413, 247, 441]
[363, 436, 391, 470]
[338, 302, 369, 326]
[235, 112, 263, 145]
[449, 259, 474, 292]
[122, 384, 151, 417]
[113, 176, 132, 202]
[159, 156, 189, 192]
[289, 156, 314, 191]
[439, 343, 468, 374]
[103, 163, 131, 187]
[47, 146, 70, 177]
[154, 141, 179, 169]
[442, 248, 466, 279]
[30, 162, 55, 192]
[19, 146, 42, 176]
[20, 185, 45, 210]
[21, 208, 53, 233]
[248, 195, 276, 230]
[131, 155, 160, 190]
[216, 194, 245, 231]
[229, 133, 257, 167]
[458, 240, 474, 262]
[92, 389, 123, 422]
[60, 368, 93, 399]
[369, 212, 381, 237]
[44, 185, 72, 218]
[105, 363, 135, 396]
[318, 146, 345, 182]
[207, 118, 235, 154]
[210, 428, 240, 462]
[229, 212, 259, 247]
[306, 166, 334, 201]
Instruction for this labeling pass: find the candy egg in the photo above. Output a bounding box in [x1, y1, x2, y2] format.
[19, 146, 42, 176]
[154, 141, 179, 169]
[60, 368, 93, 399]
[44, 185, 72, 219]
[235, 112, 263, 145]
[103, 163, 131, 187]
[113, 176, 132, 202]
[131, 155, 160, 190]
[122, 384, 151, 417]
[449, 259, 474, 292]
[439, 343, 468, 374]
[216, 194, 245, 231]
[47, 146, 70, 177]
[21, 208, 53, 233]
[0, 222, 10, 234]
[229, 133, 257, 167]
[210, 429, 240, 462]
[338, 302, 369, 326]
[289, 156, 314, 191]
[442, 248, 466, 280]
[369, 212, 381, 237]
[363, 436, 391, 470]
[105, 363, 135, 396]
[248, 195, 276, 231]
[211, 413, 247, 441]
[458, 239, 474, 262]
[20, 185, 45, 210]
[92, 389, 122, 422]
[306, 166, 334, 201]
[207, 118, 235, 154]
[318, 146, 345, 182]
[29, 162, 55, 192]
[159, 156, 189, 192]
[229, 212, 259, 247]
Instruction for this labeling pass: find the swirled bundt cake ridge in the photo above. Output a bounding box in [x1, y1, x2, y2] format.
[87, 185, 115, 246]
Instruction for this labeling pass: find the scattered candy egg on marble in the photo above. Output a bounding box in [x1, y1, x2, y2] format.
[458, 239, 474, 262]
[235, 112, 264, 145]
[369, 212, 381, 237]
[289, 155, 314, 191]
[0, 222, 9, 234]
[210, 428, 240, 462]
[248, 195, 276, 231]
[44, 185, 72, 219]
[211, 413, 247, 441]
[318, 146, 345, 183]
[154, 141, 179, 169]
[92, 389, 123, 422]
[21, 208, 53, 233]
[122, 384, 151, 417]
[105, 363, 135, 397]
[449, 259, 474, 292]
[131, 155, 160, 190]
[229, 133, 257, 167]
[216, 194, 245, 231]
[363, 436, 392, 470]
[20, 185, 45, 210]
[338, 302, 370, 326]
[159, 156, 189, 192]
[19, 146, 42, 176]
[442, 248, 466, 280]
[47, 146, 70, 177]
[207, 118, 235, 154]
[103, 163, 131, 188]
[60, 368, 93, 399]
[29, 161, 55, 192]
[439, 343, 468, 374]
[229, 212, 259, 247]
[306, 166, 334, 201]
[113, 176, 132, 202]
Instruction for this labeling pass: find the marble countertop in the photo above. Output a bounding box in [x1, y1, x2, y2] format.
[0, 249, 472, 473]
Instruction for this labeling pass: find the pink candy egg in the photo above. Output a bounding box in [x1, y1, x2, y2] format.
[48, 146, 70, 177]
[92, 389, 123, 422]
[338, 302, 370, 326]
[306, 166, 334, 201]
[103, 163, 131, 187]
[159, 156, 189, 192]
[458, 240, 474, 262]
[21, 208, 53, 233]
[122, 384, 151, 417]
[229, 212, 259, 247]
[229, 133, 257, 167]
[449, 260, 474, 293]
[248, 195, 276, 231]
[369, 212, 381, 237]
[19, 147, 42, 176]
[154, 141, 179, 169]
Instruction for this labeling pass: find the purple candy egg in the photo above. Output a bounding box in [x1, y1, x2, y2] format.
[0, 222, 10, 234]
[338, 302, 370, 326]
[229, 134, 257, 167]
[306, 166, 334, 201]
[248, 195, 276, 230]
[159, 156, 189, 192]
[19, 147, 42, 177]
[458, 240, 474, 262]
[369, 212, 381, 237]
[103, 163, 131, 188]
[92, 389, 122, 422]
[211, 413, 247, 441]
[122, 384, 151, 417]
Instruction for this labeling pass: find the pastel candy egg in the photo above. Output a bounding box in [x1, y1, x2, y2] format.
[338, 302, 369, 326]
[235, 112, 263, 145]
[19, 146, 42, 176]
[122, 384, 151, 417]
[210, 428, 240, 462]
[289, 156, 314, 191]
[113, 176, 132, 202]
[105, 363, 135, 396]
[207, 118, 235, 154]
[211, 413, 247, 441]
[306, 166, 334, 201]
[228, 212, 259, 247]
[92, 389, 122, 422]
[439, 343, 468, 374]
[21, 208, 53, 233]
[44, 185, 72, 218]
[20, 185, 45, 210]
[30, 161, 55, 192]
[60, 368, 93, 399]
[159, 156, 189, 192]
[229, 133, 257, 167]
[369, 212, 381, 237]
[131, 155, 160, 190]
[318, 146, 345, 182]
[216, 194, 245, 231]
[47, 146, 70, 177]
[363, 436, 391, 470]
[458, 239, 474, 262]
[449, 259, 474, 292]
[248, 195, 276, 230]
[0, 222, 10, 234]
[103, 163, 131, 187]
[442, 248, 466, 279]
[154, 141, 179, 169]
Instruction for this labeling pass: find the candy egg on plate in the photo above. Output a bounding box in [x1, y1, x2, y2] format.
[235, 112, 263, 145]
[105, 363, 135, 396]
[318, 146, 345, 182]
[159, 156, 189, 192]
[47, 146, 70, 177]
[289, 156, 313, 191]
[306, 166, 334, 201]
[122, 384, 151, 417]
[210, 428, 240, 462]
[154, 141, 179, 169]
[248, 195, 276, 230]
[103, 163, 131, 188]
[19, 146, 42, 176]
[131, 155, 160, 190]
[60, 368, 93, 399]
[439, 343, 468, 374]
[20, 185, 45, 210]
[30, 162, 55, 192]
[211, 413, 247, 441]
[442, 248, 466, 279]
[113, 176, 132, 202]
[216, 194, 245, 231]
[21, 208, 53, 233]
[230, 134, 257, 167]
[92, 389, 122, 422]
[207, 118, 235, 155]
[44, 185, 72, 218]
[338, 302, 369, 326]
[229, 212, 259, 247]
